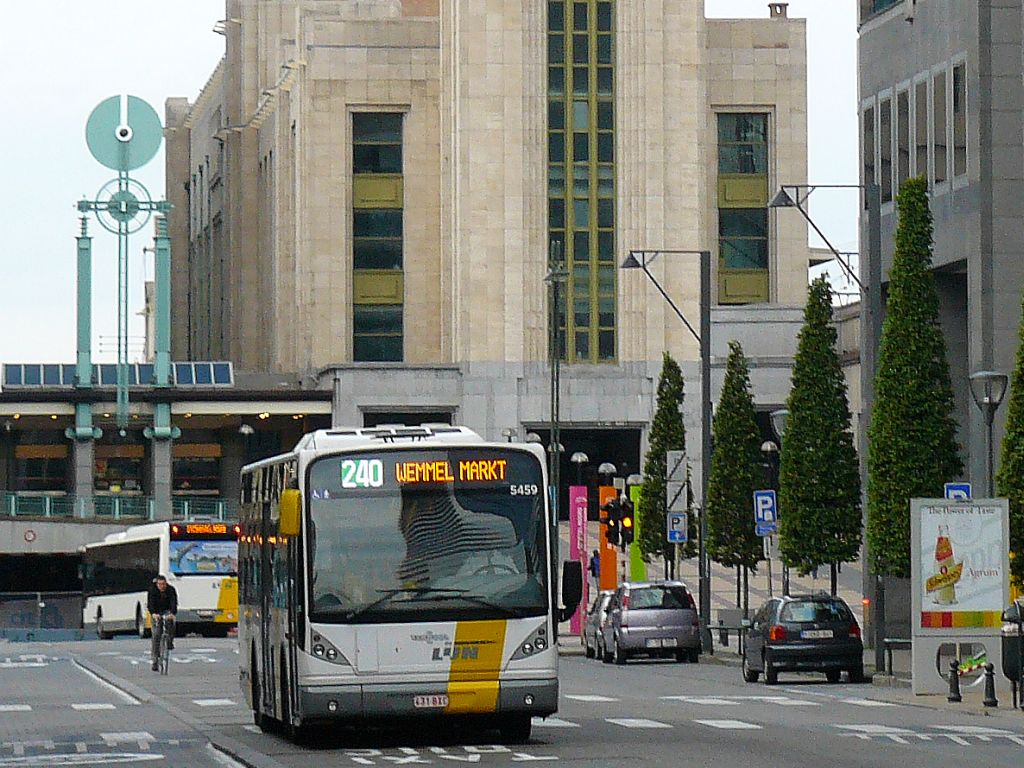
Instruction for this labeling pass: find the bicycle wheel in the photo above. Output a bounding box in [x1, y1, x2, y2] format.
[160, 629, 170, 675]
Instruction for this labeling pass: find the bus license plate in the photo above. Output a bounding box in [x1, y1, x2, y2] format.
[413, 694, 449, 709]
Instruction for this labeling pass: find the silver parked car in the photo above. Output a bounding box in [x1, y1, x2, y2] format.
[584, 589, 614, 659]
[601, 581, 700, 664]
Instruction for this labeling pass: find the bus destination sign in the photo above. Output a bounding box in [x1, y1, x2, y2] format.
[334, 456, 515, 490]
[184, 522, 228, 535]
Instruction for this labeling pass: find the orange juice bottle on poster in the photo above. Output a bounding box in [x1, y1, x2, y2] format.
[933, 524, 957, 605]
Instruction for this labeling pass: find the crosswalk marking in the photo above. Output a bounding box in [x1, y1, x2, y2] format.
[841, 698, 897, 707]
[694, 719, 762, 730]
[661, 696, 739, 706]
[564, 694, 618, 703]
[836, 725, 912, 734]
[662, 695, 819, 707]
[532, 717, 579, 728]
[606, 718, 672, 729]
[71, 703, 116, 711]
[931, 725, 1013, 734]
[192, 698, 237, 707]
[0, 705, 31, 712]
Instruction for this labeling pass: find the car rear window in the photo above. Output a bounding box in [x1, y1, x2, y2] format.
[628, 586, 690, 610]
[780, 599, 853, 624]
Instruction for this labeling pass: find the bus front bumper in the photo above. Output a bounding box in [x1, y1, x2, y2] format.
[298, 678, 558, 720]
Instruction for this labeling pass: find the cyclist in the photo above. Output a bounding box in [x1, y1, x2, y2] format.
[147, 574, 178, 671]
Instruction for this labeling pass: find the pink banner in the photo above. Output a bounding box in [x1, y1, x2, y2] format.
[569, 485, 589, 634]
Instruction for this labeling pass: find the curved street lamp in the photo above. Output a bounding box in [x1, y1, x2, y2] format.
[969, 370, 1009, 497]
[570, 451, 590, 485]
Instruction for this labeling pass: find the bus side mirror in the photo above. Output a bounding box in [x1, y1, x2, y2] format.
[279, 489, 302, 537]
[558, 560, 583, 623]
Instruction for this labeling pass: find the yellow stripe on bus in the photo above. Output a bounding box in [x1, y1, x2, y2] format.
[445, 619, 507, 714]
[215, 577, 239, 623]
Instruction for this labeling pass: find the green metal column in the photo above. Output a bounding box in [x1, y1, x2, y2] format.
[628, 483, 646, 581]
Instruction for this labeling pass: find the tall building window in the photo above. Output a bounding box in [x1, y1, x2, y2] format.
[914, 81, 928, 179]
[952, 61, 967, 177]
[352, 113, 404, 362]
[933, 70, 947, 185]
[896, 89, 910, 189]
[863, 104, 875, 190]
[879, 96, 892, 203]
[717, 113, 769, 304]
[548, 0, 616, 363]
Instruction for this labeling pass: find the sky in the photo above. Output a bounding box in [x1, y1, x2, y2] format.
[0, 0, 857, 366]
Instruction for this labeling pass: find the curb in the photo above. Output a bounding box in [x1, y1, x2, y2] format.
[72, 654, 286, 768]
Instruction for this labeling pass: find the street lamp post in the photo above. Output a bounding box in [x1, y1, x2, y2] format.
[968, 371, 1009, 497]
[769, 409, 790, 597]
[546, 241, 569, 522]
[571, 451, 590, 486]
[621, 248, 713, 654]
[761, 438, 780, 598]
[771, 182, 884, 672]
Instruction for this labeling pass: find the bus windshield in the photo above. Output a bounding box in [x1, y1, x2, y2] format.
[307, 448, 548, 624]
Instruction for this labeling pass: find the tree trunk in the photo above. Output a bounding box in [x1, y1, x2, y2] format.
[830, 563, 838, 596]
[742, 566, 749, 618]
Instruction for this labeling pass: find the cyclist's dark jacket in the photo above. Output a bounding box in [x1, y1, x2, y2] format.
[147, 583, 178, 615]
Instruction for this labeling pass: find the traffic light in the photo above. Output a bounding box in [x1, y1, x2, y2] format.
[602, 498, 621, 546]
[620, 499, 634, 549]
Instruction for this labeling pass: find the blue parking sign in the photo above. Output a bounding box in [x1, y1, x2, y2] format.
[753, 490, 777, 537]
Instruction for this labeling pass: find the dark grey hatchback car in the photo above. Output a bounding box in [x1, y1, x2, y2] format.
[742, 593, 864, 685]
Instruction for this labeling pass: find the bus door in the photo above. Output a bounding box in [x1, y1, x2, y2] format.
[283, 527, 301, 720]
[260, 499, 276, 716]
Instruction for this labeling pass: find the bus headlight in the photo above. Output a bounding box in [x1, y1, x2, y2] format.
[326, 648, 338, 661]
[309, 634, 350, 666]
[511, 624, 550, 661]
[313, 644, 326, 657]
[521, 642, 534, 656]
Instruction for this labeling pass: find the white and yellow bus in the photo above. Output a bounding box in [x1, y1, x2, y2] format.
[81, 520, 240, 639]
[239, 426, 582, 742]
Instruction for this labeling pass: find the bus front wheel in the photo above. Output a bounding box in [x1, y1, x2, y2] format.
[498, 714, 532, 744]
[96, 612, 113, 641]
[251, 652, 272, 733]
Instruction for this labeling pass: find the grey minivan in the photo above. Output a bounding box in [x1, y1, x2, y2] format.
[600, 581, 700, 664]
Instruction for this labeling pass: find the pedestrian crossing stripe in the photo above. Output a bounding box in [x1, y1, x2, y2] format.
[70, 704, 116, 711]
[532, 717, 579, 728]
[192, 699, 237, 707]
[0, 705, 31, 712]
[841, 698, 897, 707]
[606, 718, 672, 729]
[564, 694, 618, 702]
[694, 719, 763, 730]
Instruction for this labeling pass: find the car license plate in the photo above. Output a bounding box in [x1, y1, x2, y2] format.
[662, 637, 677, 647]
[646, 638, 663, 648]
[413, 694, 449, 709]
[800, 629, 833, 639]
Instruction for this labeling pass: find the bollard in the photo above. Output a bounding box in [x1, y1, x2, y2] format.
[947, 658, 962, 703]
[719, 619, 729, 648]
[983, 662, 998, 708]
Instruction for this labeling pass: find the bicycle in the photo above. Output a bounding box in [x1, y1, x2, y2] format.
[152, 613, 173, 675]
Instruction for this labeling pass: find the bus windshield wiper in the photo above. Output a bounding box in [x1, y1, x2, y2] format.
[415, 592, 529, 618]
[340, 587, 467, 622]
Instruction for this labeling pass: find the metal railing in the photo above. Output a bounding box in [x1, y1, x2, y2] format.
[1, 493, 234, 521]
[0, 591, 82, 630]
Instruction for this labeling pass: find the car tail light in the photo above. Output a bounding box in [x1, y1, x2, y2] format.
[849, 623, 861, 639]
[621, 594, 630, 610]
[769, 625, 786, 642]
[686, 592, 697, 610]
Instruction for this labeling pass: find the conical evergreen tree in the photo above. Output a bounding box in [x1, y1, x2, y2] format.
[707, 341, 763, 573]
[638, 353, 696, 564]
[997, 293, 1024, 587]
[867, 176, 962, 577]
[778, 277, 861, 594]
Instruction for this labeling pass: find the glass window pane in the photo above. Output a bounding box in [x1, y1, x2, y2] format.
[62, 364, 76, 385]
[573, 101, 589, 130]
[597, 67, 613, 96]
[597, 35, 612, 64]
[354, 335, 402, 363]
[138, 364, 153, 385]
[897, 90, 910, 188]
[43, 364, 60, 386]
[548, 198, 565, 229]
[174, 363, 193, 385]
[572, 164, 589, 196]
[864, 105, 876, 188]
[879, 96, 892, 201]
[127, 366, 138, 386]
[549, 164, 566, 196]
[573, 200, 589, 228]
[573, 67, 588, 95]
[573, 132, 589, 161]
[718, 113, 767, 143]
[598, 330, 615, 359]
[597, 2, 612, 31]
[575, 332, 590, 360]
[548, 101, 565, 130]
[721, 238, 768, 269]
[597, 101, 613, 129]
[597, 165, 614, 196]
[934, 71, 947, 185]
[548, 66, 564, 96]
[719, 209, 768, 238]
[194, 363, 213, 385]
[573, 34, 589, 63]
[354, 210, 403, 238]
[574, 298, 590, 325]
[718, 143, 768, 175]
[914, 84, 926, 179]
[352, 113, 402, 143]
[213, 362, 232, 384]
[597, 132, 613, 162]
[599, 297, 615, 326]
[548, 34, 564, 62]
[573, 231, 590, 260]
[598, 198, 614, 228]
[24, 365, 41, 386]
[3, 365, 22, 386]
[548, 132, 565, 163]
[573, 2, 587, 30]
[353, 144, 402, 174]
[548, 1, 564, 32]
[354, 305, 403, 335]
[953, 62, 966, 177]
[598, 231, 614, 261]
[598, 265, 615, 292]
[354, 239, 403, 270]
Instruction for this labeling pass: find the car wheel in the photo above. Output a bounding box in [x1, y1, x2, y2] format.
[675, 649, 686, 663]
[600, 639, 612, 664]
[613, 637, 627, 665]
[742, 654, 759, 683]
[687, 648, 700, 664]
[763, 654, 778, 685]
[499, 713, 532, 744]
[848, 665, 865, 684]
[96, 612, 113, 640]
[825, 670, 841, 684]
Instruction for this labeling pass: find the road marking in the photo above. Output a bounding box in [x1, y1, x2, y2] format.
[242, 725, 261, 734]
[693, 719, 763, 730]
[190, 648, 217, 653]
[661, 696, 740, 706]
[72, 703, 117, 710]
[72, 659, 141, 705]
[606, 718, 672, 729]
[193, 698, 237, 707]
[101, 733, 155, 744]
[0, 705, 31, 712]
[0, 661, 46, 668]
[885, 734, 910, 744]
[835, 725, 912, 734]
[1004, 736, 1024, 746]
[931, 725, 1013, 734]
[841, 698, 898, 707]
[0, 754, 164, 766]
[532, 717, 578, 728]
[725, 695, 819, 707]
[915, 734, 933, 741]
[941, 734, 970, 746]
[564, 694, 617, 703]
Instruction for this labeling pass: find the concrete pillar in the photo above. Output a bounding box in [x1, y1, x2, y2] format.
[72, 440, 95, 518]
[220, 432, 245, 513]
[150, 439, 172, 520]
